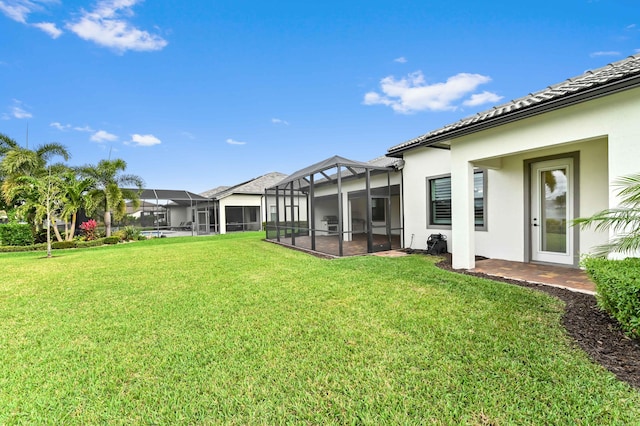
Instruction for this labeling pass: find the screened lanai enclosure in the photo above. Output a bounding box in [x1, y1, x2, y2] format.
[265, 156, 404, 257]
[132, 189, 217, 236]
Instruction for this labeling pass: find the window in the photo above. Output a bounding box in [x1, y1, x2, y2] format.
[371, 198, 386, 222]
[429, 176, 452, 226]
[269, 205, 277, 222]
[473, 171, 485, 228]
[428, 171, 486, 229]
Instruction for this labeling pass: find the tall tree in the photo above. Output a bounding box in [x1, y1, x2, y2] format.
[58, 169, 95, 241]
[3, 172, 64, 257]
[574, 172, 640, 257]
[0, 133, 19, 157]
[79, 159, 144, 237]
[0, 133, 20, 210]
[0, 140, 70, 206]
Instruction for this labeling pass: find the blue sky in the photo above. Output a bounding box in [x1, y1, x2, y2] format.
[1, 0, 639, 193]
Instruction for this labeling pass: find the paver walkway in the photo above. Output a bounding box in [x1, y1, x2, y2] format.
[470, 258, 595, 294]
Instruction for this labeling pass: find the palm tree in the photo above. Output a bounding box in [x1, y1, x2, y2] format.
[0, 133, 19, 157]
[0, 140, 70, 206]
[573, 172, 640, 257]
[0, 133, 19, 210]
[79, 159, 144, 237]
[58, 169, 95, 241]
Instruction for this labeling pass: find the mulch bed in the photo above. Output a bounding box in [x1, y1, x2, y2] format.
[433, 254, 640, 390]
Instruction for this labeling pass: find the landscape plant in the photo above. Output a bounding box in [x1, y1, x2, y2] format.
[79, 219, 99, 241]
[0, 232, 638, 424]
[574, 172, 640, 337]
[0, 222, 33, 246]
[584, 256, 640, 339]
[79, 159, 144, 237]
[573, 172, 640, 257]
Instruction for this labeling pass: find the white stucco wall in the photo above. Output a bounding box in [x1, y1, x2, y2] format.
[218, 194, 264, 234]
[400, 147, 453, 251]
[400, 87, 640, 268]
[448, 87, 640, 268]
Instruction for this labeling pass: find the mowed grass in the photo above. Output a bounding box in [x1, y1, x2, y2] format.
[1, 233, 639, 424]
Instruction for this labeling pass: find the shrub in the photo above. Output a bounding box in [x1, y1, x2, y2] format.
[103, 236, 120, 245]
[121, 226, 141, 241]
[80, 219, 99, 241]
[0, 223, 34, 246]
[0, 242, 45, 253]
[584, 257, 640, 339]
[76, 238, 106, 248]
[51, 241, 77, 250]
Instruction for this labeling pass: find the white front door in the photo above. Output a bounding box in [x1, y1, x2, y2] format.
[531, 158, 574, 265]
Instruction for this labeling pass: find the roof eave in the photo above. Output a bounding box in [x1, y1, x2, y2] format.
[387, 73, 640, 156]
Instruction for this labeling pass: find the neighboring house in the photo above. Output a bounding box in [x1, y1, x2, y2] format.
[265, 155, 404, 256]
[202, 172, 288, 234]
[387, 54, 640, 269]
[125, 201, 167, 227]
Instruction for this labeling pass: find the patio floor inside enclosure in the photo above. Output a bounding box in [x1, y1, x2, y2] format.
[265, 155, 404, 257]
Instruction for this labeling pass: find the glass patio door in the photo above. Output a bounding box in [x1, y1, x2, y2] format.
[530, 158, 574, 265]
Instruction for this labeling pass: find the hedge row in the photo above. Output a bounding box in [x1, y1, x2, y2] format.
[584, 257, 640, 339]
[0, 223, 34, 246]
[0, 237, 121, 253]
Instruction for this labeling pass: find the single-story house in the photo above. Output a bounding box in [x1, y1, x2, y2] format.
[265, 155, 404, 256]
[387, 53, 640, 269]
[201, 172, 288, 234]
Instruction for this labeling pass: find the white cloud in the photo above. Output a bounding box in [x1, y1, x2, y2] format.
[271, 118, 289, 125]
[0, 0, 31, 23]
[463, 91, 503, 107]
[4, 99, 32, 119]
[90, 129, 118, 142]
[0, 0, 59, 24]
[12, 106, 32, 118]
[130, 133, 161, 146]
[394, 56, 407, 63]
[589, 51, 621, 58]
[363, 71, 495, 113]
[74, 125, 93, 132]
[226, 138, 246, 145]
[32, 21, 62, 38]
[66, 0, 168, 53]
[50, 121, 70, 131]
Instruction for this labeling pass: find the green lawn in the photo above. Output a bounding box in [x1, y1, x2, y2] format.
[1, 232, 638, 424]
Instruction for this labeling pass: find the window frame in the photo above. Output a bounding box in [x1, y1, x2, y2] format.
[426, 170, 487, 231]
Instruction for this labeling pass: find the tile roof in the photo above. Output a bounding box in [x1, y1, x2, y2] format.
[207, 172, 288, 199]
[199, 185, 231, 199]
[388, 54, 640, 155]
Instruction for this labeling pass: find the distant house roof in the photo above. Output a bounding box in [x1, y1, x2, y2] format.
[388, 54, 640, 156]
[202, 172, 288, 200]
[199, 185, 231, 199]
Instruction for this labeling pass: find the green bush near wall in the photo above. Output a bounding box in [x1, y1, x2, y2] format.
[0, 223, 34, 246]
[584, 257, 640, 339]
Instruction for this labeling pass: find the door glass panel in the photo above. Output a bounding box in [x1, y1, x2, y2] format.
[540, 168, 567, 253]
